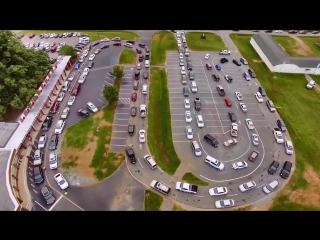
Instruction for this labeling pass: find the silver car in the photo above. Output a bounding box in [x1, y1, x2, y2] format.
[252, 134, 259, 145]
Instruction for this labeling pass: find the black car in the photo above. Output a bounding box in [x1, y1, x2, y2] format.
[212, 74, 220, 81]
[204, 134, 219, 147]
[280, 161, 292, 179]
[87, 61, 94, 68]
[136, 48, 142, 54]
[248, 68, 256, 78]
[58, 34, 63, 38]
[126, 147, 136, 164]
[128, 124, 135, 136]
[194, 98, 201, 111]
[145, 53, 150, 60]
[312, 31, 319, 34]
[78, 109, 89, 117]
[258, 87, 266, 96]
[268, 161, 280, 174]
[187, 62, 193, 71]
[228, 112, 236, 122]
[130, 107, 137, 117]
[138, 43, 145, 48]
[232, 59, 241, 66]
[265, 30, 273, 33]
[41, 186, 56, 205]
[126, 40, 135, 44]
[170, 30, 177, 33]
[101, 44, 109, 49]
[39, 34, 44, 39]
[42, 116, 53, 131]
[50, 58, 57, 64]
[225, 75, 233, 83]
[276, 119, 286, 132]
[33, 166, 44, 184]
[67, 33, 73, 37]
[220, 58, 228, 63]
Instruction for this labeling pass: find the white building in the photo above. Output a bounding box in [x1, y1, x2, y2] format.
[250, 34, 320, 75]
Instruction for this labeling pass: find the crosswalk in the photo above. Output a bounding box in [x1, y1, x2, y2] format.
[118, 98, 130, 104]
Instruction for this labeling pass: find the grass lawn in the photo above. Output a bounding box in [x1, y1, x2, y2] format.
[172, 204, 187, 211]
[148, 68, 181, 175]
[185, 32, 227, 51]
[151, 31, 177, 66]
[119, 49, 137, 65]
[61, 106, 125, 181]
[182, 172, 209, 186]
[18, 30, 139, 42]
[310, 74, 320, 85]
[298, 36, 320, 56]
[230, 33, 320, 210]
[144, 190, 163, 211]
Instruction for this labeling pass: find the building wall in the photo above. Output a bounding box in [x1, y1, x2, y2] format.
[274, 65, 320, 74]
[250, 38, 275, 72]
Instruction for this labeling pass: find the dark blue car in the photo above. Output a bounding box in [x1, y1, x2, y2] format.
[91, 41, 100, 47]
[74, 62, 81, 70]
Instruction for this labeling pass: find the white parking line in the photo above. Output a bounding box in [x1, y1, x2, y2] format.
[193, 195, 204, 198]
[49, 195, 63, 211]
[98, 99, 107, 104]
[257, 184, 264, 188]
[137, 158, 144, 168]
[35, 201, 48, 211]
[227, 194, 238, 197]
[113, 124, 127, 126]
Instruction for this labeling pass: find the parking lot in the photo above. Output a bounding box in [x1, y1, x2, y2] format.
[166, 50, 273, 182]
[110, 67, 135, 152]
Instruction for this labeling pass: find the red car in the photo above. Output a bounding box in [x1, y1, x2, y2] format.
[131, 92, 137, 102]
[50, 46, 57, 53]
[50, 101, 60, 114]
[224, 98, 232, 107]
[248, 150, 259, 162]
[28, 34, 35, 39]
[113, 42, 121, 46]
[288, 30, 298, 34]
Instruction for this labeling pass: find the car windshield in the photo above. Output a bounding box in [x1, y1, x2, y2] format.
[187, 131, 192, 135]
[49, 158, 56, 164]
[34, 174, 41, 180]
[59, 179, 66, 185]
[266, 184, 274, 192]
[195, 148, 201, 152]
[287, 144, 293, 150]
[56, 123, 62, 129]
[220, 200, 225, 206]
[243, 184, 248, 189]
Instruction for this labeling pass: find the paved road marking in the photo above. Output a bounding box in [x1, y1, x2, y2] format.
[35, 201, 48, 211]
[113, 124, 127, 126]
[227, 194, 238, 197]
[257, 184, 264, 188]
[98, 99, 107, 104]
[118, 98, 130, 104]
[48, 195, 63, 211]
[137, 158, 144, 168]
[114, 118, 129, 121]
[193, 195, 204, 198]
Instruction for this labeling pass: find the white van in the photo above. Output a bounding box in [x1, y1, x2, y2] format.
[144, 155, 157, 169]
[263, 180, 279, 194]
[190, 81, 197, 93]
[145, 60, 150, 68]
[204, 155, 224, 170]
[266, 100, 276, 112]
[142, 84, 148, 95]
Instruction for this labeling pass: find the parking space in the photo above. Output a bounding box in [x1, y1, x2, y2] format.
[109, 67, 134, 152]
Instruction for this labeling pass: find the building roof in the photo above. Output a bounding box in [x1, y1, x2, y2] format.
[0, 122, 19, 148]
[0, 149, 17, 211]
[252, 34, 320, 68]
[5, 56, 71, 150]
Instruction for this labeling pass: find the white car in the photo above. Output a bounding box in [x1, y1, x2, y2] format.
[94, 49, 101, 54]
[100, 38, 110, 42]
[89, 54, 95, 61]
[79, 56, 85, 63]
[185, 111, 192, 123]
[178, 43, 181, 48]
[209, 187, 228, 196]
[196, 115, 204, 128]
[232, 161, 248, 169]
[68, 72, 75, 81]
[245, 118, 255, 130]
[255, 92, 263, 103]
[239, 102, 247, 112]
[67, 96, 76, 106]
[124, 43, 133, 48]
[83, 50, 89, 56]
[179, 53, 183, 60]
[83, 68, 90, 75]
[204, 53, 210, 59]
[38, 135, 47, 148]
[60, 42, 66, 46]
[252, 134, 259, 145]
[219, 50, 231, 55]
[181, 66, 186, 75]
[275, 30, 283, 33]
[73, 32, 77, 37]
[179, 59, 184, 66]
[186, 126, 193, 140]
[215, 199, 235, 209]
[78, 74, 86, 84]
[57, 92, 65, 102]
[61, 107, 70, 119]
[139, 130, 146, 143]
[54, 120, 66, 134]
[184, 99, 190, 109]
[235, 92, 243, 101]
[49, 153, 58, 170]
[239, 181, 257, 192]
[54, 173, 69, 190]
[87, 102, 98, 112]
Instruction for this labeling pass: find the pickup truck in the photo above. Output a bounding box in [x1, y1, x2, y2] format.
[175, 181, 198, 194]
[273, 128, 284, 143]
[140, 105, 147, 118]
[216, 85, 225, 96]
[230, 123, 238, 137]
[194, 98, 201, 111]
[223, 138, 238, 147]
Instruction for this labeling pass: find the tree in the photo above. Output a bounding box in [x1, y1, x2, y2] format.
[58, 45, 77, 59]
[0, 30, 51, 120]
[103, 85, 119, 105]
[109, 65, 125, 85]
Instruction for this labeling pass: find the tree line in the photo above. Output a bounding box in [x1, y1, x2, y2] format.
[103, 65, 125, 105]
